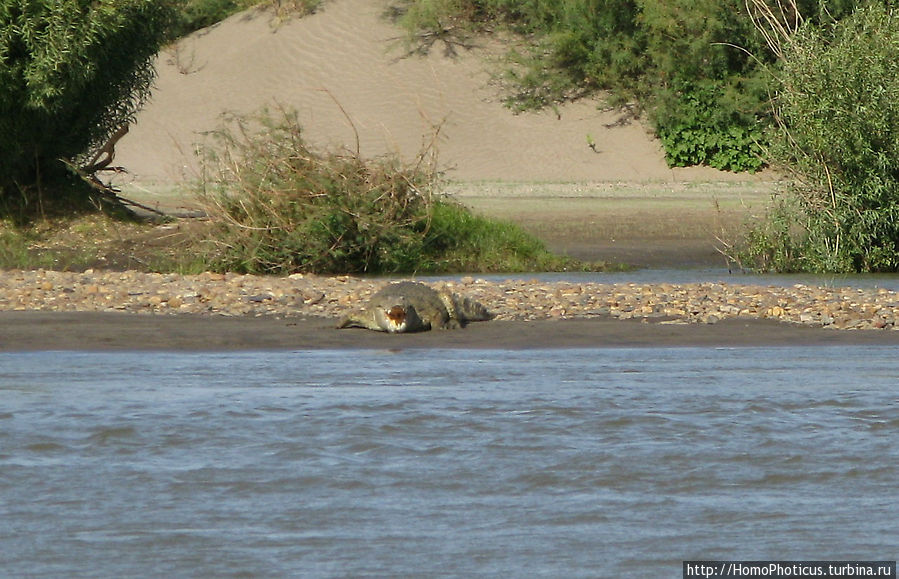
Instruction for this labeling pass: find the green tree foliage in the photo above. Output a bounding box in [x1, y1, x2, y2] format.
[638, 0, 769, 171]
[393, 0, 870, 172]
[748, 3, 899, 272]
[0, 0, 174, 216]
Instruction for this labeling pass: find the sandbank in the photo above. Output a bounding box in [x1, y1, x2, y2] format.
[3, 311, 899, 352]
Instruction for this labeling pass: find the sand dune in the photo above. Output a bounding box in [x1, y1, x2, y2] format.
[115, 0, 752, 189]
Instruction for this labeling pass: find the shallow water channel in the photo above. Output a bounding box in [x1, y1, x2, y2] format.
[423, 267, 899, 291]
[2, 346, 897, 577]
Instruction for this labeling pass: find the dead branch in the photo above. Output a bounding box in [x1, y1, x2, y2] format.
[81, 125, 130, 175]
[745, 0, 803, 59]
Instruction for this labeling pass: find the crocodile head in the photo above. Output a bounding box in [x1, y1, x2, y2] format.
[374, 302, 424, 333]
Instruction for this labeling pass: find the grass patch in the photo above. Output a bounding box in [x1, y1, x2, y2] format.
[0, 214, 213, 273]
[0, 216, 144, 271]
[724, 195, 808, 273]
[191, 108, 600, 274]
[0, 227, 52, 270]
[417, 201, 590, 273]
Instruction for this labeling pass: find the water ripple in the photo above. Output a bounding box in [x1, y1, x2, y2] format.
[0, 346, 897, 577]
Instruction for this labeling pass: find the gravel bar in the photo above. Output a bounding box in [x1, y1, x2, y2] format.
[2, 269, 899, 331]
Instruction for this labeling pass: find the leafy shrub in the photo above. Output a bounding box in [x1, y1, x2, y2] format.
[748, 3, 899, 272]
[0, 0, 174, 218]
[640, 0, 770, 171]
[654, 80, 766, 172]
[172, 0, 322, 37]
[195, 109, 587, 274]
[392, 0, 869, 171]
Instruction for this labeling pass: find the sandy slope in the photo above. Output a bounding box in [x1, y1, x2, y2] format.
[115, 0, 758, 187]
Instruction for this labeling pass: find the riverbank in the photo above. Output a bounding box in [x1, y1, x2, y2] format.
[5, 311, 899, 352]
[3, 269, 899, 351]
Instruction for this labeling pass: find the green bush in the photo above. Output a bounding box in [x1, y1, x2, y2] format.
[171, 0, 322, 37]
[392, 0, 869, 171]
[0, 0, 174, 217]
[640, 0, 770, 171]
[750, 3, 899, 272]
[654, 79, 766, 172]
[196, 109, 587, 274]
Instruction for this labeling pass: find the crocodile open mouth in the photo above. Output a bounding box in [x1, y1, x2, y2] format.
[385, 305, 407, 332]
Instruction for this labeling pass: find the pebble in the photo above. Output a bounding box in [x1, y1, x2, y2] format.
[1, 269, 899, 330]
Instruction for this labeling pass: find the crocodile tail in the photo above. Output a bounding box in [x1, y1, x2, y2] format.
[450, 294, 493, 322]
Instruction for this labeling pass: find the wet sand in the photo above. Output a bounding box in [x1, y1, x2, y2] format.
[4, 311, 899, 352]
[454, 180, 771, 268]
[5, 268, 899, 351]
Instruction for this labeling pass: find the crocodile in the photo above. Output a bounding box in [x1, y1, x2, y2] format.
[336, 281, 493, 333]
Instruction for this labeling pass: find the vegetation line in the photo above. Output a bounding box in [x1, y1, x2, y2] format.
[3, 0, 899, 274]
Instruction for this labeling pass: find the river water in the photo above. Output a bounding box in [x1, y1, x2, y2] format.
[422, 267, 899, 290]
[2, 347, 897, 577]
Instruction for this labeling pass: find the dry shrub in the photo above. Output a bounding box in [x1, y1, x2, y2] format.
[195, 108, 439, 274]
[193, 108, 590, 274]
